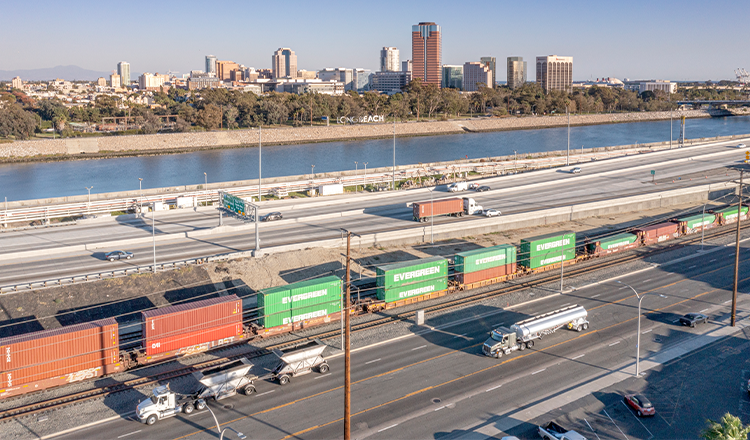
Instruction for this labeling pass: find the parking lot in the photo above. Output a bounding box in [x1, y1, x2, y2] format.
[508, 320, 750, 439]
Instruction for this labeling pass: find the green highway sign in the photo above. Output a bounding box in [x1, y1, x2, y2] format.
[650, 170, 655, 175]
[222, 192, 247, 216]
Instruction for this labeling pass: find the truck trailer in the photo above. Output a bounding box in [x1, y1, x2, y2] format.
[411, 197, 483, 221]
[482, 305, 588, 358]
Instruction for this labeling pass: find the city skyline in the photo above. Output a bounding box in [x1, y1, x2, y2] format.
[0, 0, 748, 81]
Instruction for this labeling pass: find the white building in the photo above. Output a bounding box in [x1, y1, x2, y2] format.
[11, 76, 22, 89]
[117, 61, 130, 86]
[463, 62, 492, 92]
[639, 80, 676, 94]
[138, 73, 169, 90]
[318, 68, 354, 91]
[380, 47, 400, 72]
[354, 68, 371, 92]
[536, 55, 573, 93]
[274, 78, 344, 95]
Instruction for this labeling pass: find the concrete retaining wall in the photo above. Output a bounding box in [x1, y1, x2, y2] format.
[0, 110, 710, 159]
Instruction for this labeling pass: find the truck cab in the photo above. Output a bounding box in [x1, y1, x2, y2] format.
[462, 197, 483, 215]
[137, 385, 204, 425]
[482, 327, 519, 358]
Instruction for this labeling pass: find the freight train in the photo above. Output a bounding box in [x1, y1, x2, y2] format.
[0, 204, 745, 400]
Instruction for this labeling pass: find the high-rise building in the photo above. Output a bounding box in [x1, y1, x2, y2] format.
[117, 61, 130, 86]
[110, 73, 121, 88]
[402, 60, 412, 73]
[11, 76, 22, 89]
[138, 72, 169, 90]
[480, 57, 496, 87]
[96, 77, 107, 87]
[411, 22, 441, 87]
[536, 55, 573, 93]
[216, 61, 240, 81]
[354, 68, 371, 92]
[205, 55, 217, 76]
[380, 47, 400, 72]
[462, 62, 492, 92]
[507, 57, 527, 89]
[441, 65, 463, 89]
[272, 48, 298, 79]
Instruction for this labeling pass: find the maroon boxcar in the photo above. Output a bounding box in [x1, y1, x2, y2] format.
[0, 318, 120, 398]
[412, 198, 464, 222]
[455, 263, 517, 284]
[634, 222, 680, 246]
[142, 295, 243, 356]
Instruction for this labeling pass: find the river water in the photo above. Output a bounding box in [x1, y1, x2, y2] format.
[1, 115, 749, 202]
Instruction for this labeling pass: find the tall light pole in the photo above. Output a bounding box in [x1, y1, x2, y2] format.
[617, 281, 667, 376]
[513, 150, 518, 172]
[205, 404, 246, 440]
[363, 162, 368, 190]
[311, 164, 315, 178]
[670, 97, 673, 150]
[152, 201, 156, 272]
[258, 126, 262, 202]
[566, 105, 570, 166]
[428, 187, 435, 244]
[354, 162, 358, 192]
[204, 172, 208, 206]
[138, 178, 143, 214]
[393, 116, 396, 190]
[732, 170, 744, 327]
[85, 186, 93, 214]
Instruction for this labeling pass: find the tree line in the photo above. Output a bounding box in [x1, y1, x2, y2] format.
[0, 79, 747, 140]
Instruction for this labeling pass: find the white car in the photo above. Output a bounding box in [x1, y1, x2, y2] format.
[484, 209, 501, 217]
[571, 167, 582, 174]
[736, 143, 747, 149]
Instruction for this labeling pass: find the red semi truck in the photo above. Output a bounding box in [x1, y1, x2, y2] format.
[412, 198, 474, 222]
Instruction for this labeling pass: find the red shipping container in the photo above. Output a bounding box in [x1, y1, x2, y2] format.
[142, 296, 243, 355]
[0, 319, 119, 389]
[456, 263, 517, 284]
[144, 323, 243, 356]
[635, 222, 679, 245]
[412, 198, 464, 221]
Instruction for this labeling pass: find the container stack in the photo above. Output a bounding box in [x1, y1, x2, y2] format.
[675, 213, 717, 235]
[519, 231, 576, 269]
[714, 205, 749, 225]
[258, 276, 342, 328]
[586, 232, 638, 255]
[375, 256, 448, 302]
[142, 295, 243, 355]
[0, 318, 120, 396]
[454, 244, 517, 284]
[634, 222, 679, 245]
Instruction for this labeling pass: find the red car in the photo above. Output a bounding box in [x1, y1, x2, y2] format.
[624, 394, 655, 417]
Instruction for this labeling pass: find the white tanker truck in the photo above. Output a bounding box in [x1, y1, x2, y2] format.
[482, 305, 589, 358]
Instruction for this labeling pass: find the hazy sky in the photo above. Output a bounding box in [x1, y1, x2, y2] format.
[1, 0, 747, 81]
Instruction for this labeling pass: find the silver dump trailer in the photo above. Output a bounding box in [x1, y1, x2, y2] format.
[272, 342, 329, 385]
[483, 305, 589, 358]
[137, 358, 257, 425]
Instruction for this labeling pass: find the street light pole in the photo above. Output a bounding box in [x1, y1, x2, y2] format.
[513, 150, 517, 172]
[205, 404, 245, 440]
[617, 281, 666, 376]
[363, 162, 368, 191]
[258, 126, 262, 202]
[429, 187, 435, 244]
[566, 105, 570, 166]
[85, 186, 93, 214]
[204, 172, 207, 206]
[732, 170, 744, 327]
[393, 117, 396, 190]
[311, 164, 315, 178]
[152, 203, 156, 272]
[138, 178, 143, 214]
[354, 162, 358, 192]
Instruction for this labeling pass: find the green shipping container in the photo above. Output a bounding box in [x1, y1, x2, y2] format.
[678, 213, 716, 230]
[597, 233, 638, 251]
[258, 286, 291, 329]
[523, 248, 576, 269]
[259, 276, 341, 328]
[377, 277, 449, 303]
[716, 206, 749, 220]
[455, 244, 517, 274]
[519, 231, 575, 267]
[375, 257, 448, 290]
[286, 300, 341, 325]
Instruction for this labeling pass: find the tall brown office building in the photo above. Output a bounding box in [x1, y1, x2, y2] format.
[536, 55, 573, 93]
[411, 22, 442, 87]
[272, 48, 298, 79]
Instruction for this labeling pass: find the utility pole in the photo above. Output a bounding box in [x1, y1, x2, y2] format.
[566, 105, 570, 166]
[393, 117, 396, 190]
[258, 126, 262, 202]
[340, 228, 359, 440]
[732, 170, 744, 327]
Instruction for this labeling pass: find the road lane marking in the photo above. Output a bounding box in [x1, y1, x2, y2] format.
[188, 411, 208, 418]
[700, 308, 710, 313]
[256, 390, 275, 396]
[621, 401, 654, 439]
[434, 406, 446, 412]
[454, 333, 468, 338]
[531, 368, 546, 375]
[603, 408, 630, 440]
[642, 329, 653, 334]
[117, 431, 142, 439]
[572, 354, 585, 360]
[365, 358, 382, 365]
[493, 322, 504, 327]
[725, 300, 733, 304]
[688, 265, 697, 269]
[411, 345, 427, 351]
[378, 424, 398, 432]
[642, 279, 652, 283]
[315, 373, 331, 379]
[485, 384, 503, 392]
[609, 341, 621, 346]
[710, 259, 717, 262]
[591, 294, 601, 298]
[584, 418, 602, 440]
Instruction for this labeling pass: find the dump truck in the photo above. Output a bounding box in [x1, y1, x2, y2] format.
[271, 342, 329, 385]
[137, 358, 257, 425]
[482, 305, 588, 358]
[538, 421, 587, 440]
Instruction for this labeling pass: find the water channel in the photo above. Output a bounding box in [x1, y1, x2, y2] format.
[1, 115, 749, 202]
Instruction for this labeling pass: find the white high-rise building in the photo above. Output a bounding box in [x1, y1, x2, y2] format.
[11, 76, 22, 89]
[117, 61, 131, 86]
[380, 47, 400, 72]
[507, 57, 527, 89]
[205, 55, 217, 76]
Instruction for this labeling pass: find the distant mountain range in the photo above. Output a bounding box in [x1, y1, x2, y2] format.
[0, 65, 139, 81]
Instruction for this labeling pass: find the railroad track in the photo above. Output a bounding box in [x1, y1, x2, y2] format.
[0, 222, 744, 422]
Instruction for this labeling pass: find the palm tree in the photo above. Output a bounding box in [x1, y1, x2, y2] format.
[702, 413, 750, 440]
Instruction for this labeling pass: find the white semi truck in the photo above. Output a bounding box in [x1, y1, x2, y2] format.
[483, 305, 589, 358]
[137, 358, 257, 425]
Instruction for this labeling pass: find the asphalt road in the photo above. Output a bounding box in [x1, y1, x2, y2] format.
[0, 139, 747, 288]
[49, 242, 750, 440]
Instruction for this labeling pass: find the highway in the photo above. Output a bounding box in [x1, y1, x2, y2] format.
[45, 242, 750, 440]
[0, 138, 746, 288]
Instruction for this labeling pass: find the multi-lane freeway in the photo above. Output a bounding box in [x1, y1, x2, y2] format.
[0, 138, 747, 289]
[28, 239, 748, 440]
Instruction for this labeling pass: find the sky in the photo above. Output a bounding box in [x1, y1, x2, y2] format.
[1, 0, 747, 81]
